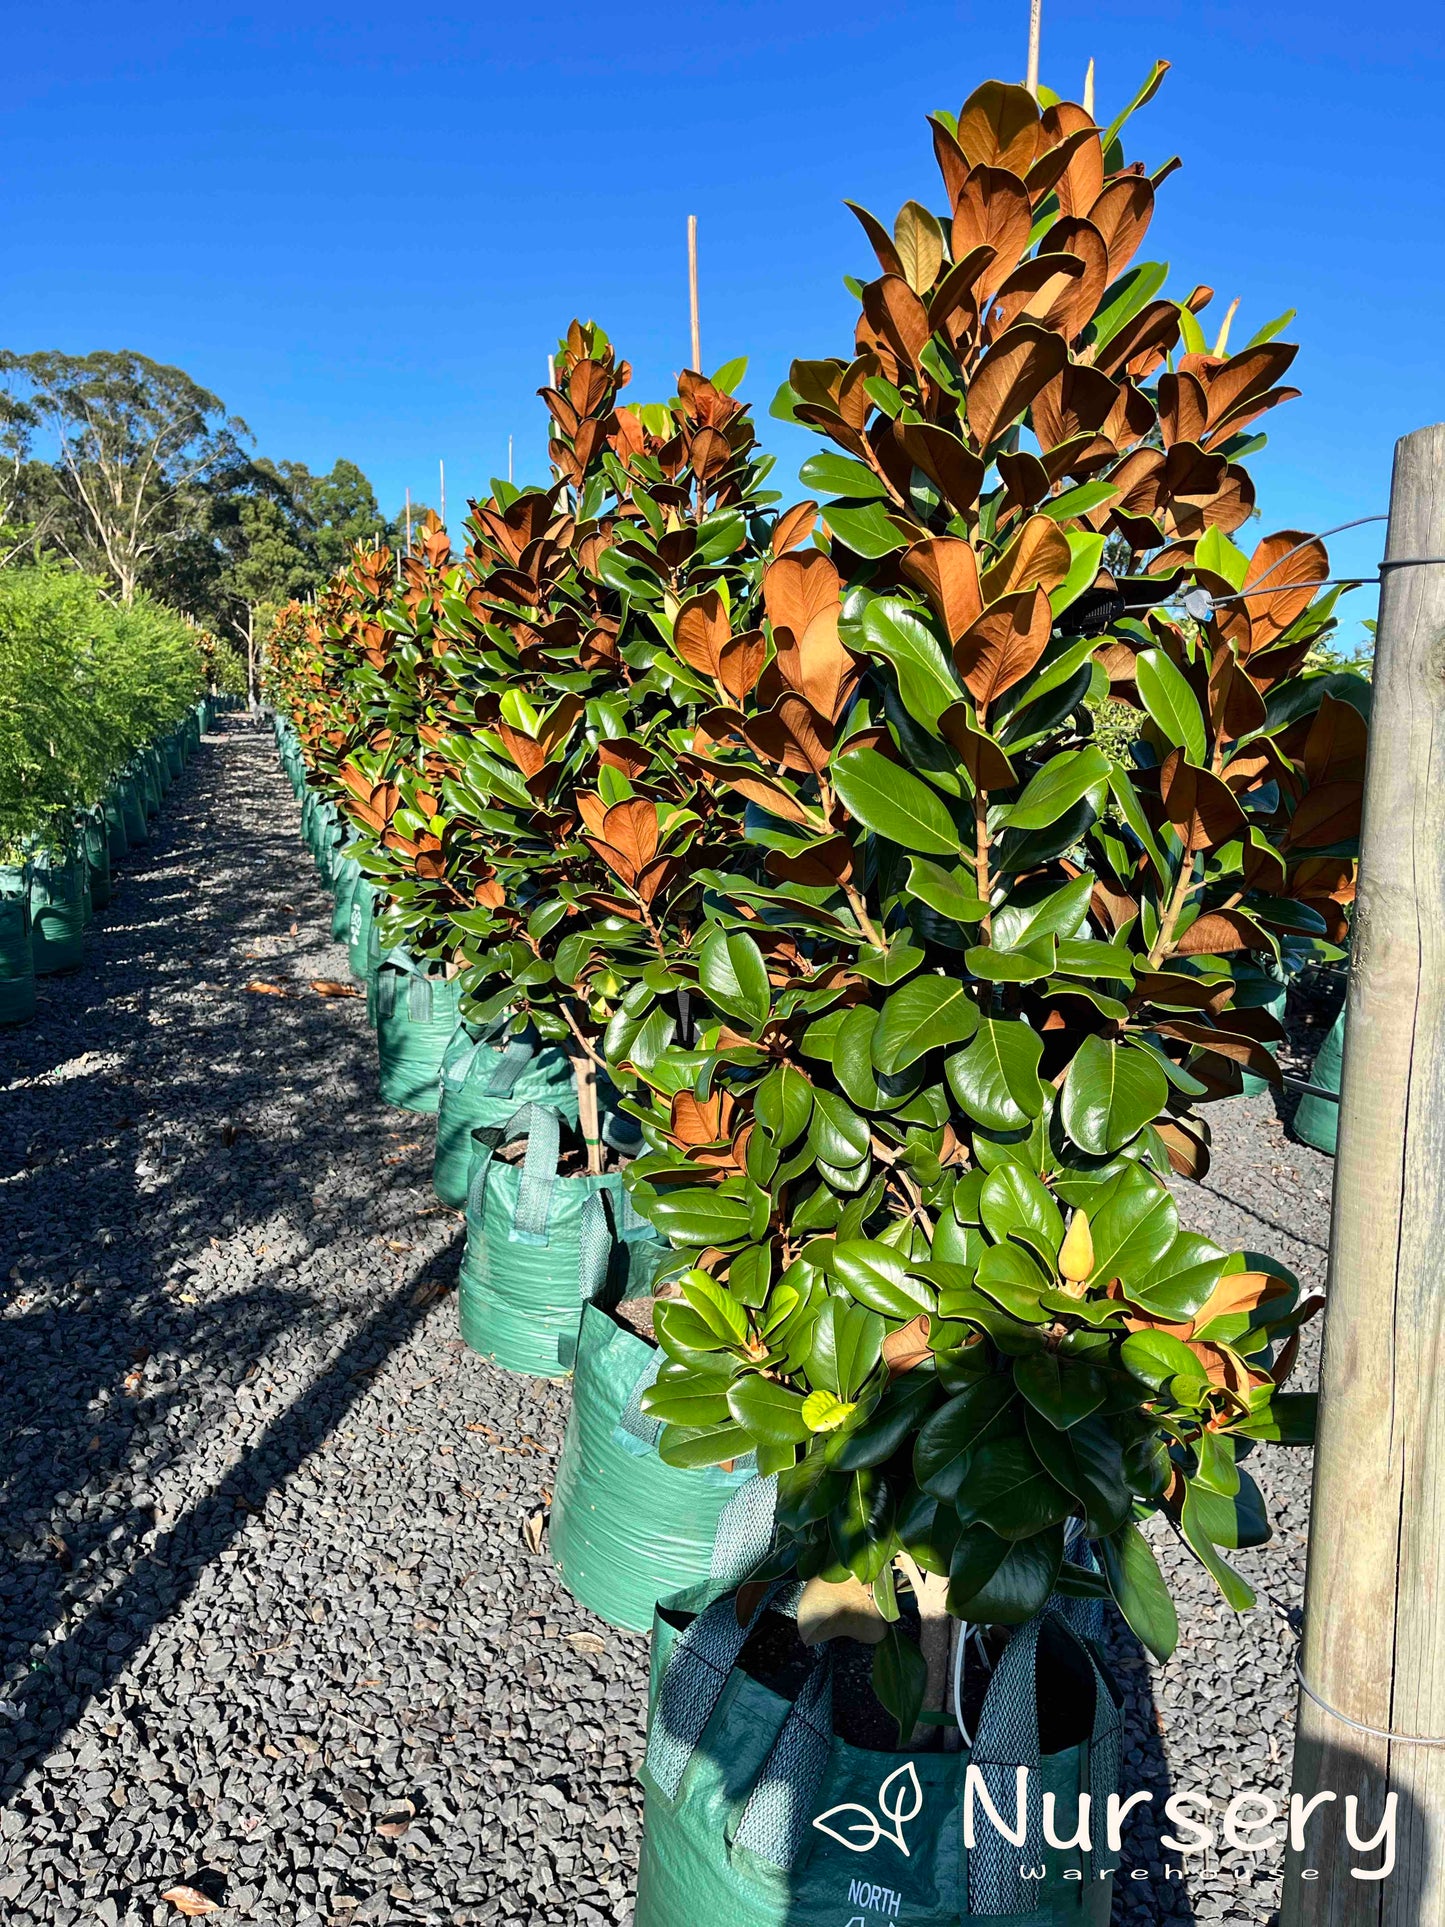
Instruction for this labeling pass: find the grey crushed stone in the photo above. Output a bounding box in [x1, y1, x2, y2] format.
[0, 718, 1332, 1924]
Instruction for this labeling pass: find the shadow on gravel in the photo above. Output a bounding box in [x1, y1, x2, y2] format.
[0, 720, 455, 1797]
[1, 1232, 464, 1797]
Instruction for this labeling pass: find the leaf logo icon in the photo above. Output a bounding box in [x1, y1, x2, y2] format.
[812, 1761, 923, 1856]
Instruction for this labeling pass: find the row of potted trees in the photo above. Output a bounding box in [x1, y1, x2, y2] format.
[0, 569, 235, 1024]
[265, 66, 1361, 1921]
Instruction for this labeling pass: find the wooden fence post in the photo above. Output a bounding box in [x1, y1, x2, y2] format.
[1281, 421, 1445, 1924]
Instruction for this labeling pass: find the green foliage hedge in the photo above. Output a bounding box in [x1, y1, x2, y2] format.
[0, 567, 205, 857]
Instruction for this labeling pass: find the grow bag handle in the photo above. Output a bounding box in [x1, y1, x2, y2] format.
[965, 1610, 1122, 1915]
[374, 947, 440, 1025]
[465, 1102, 564, 1245]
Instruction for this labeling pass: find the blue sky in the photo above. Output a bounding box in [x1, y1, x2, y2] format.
[7, 1, 1439, 642]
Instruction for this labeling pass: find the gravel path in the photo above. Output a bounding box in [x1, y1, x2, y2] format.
[0, 718, 1335, 1926]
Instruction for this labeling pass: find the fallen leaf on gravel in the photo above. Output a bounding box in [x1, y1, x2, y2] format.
[409, 1280, 451, 1309]
[310, 979, 361, 998]
[567, 1631, 606, 1654]
[244, 980, 288, 997]
[465, 1421, 499, 1440]
[161, 1887, 221, 1917]
[522, 1513, 545, 1554]
[376, 1799, 415, 1838]
[45, 1533, 72, 1570]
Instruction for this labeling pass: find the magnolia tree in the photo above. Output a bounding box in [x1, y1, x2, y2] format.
[610, 71, 1361, 1737]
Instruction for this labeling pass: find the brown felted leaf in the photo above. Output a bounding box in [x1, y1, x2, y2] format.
[1171, 911, 1272, 958]
[1131, 970, 1235, 1015]
[1150, 1018, 1278, 1075]
[576, 791, 609, 837]
[1039, 219, 1110, 339]
[887, 424, 984, 514]
[893, 200, 945, 293]
[1232, 532, 1329, 652]
[996, 450, 1051, 514]
[310, 980, 361, 999]
[938, 705, 1017, 788]
[633, 855, 681, 906]
[161, 1890, 221, 1919]
[954, 586, 1052, 712]
[900, 538, 984, 644]
[964, 324, 1068, 451]
[673, 589, 732, 680]
[599, 799, 659, 877]
[718, 630, 767, 702]
[497, 722, 547, 780]
[773, 500, 819, 554]
[1208, 651, 1268, 743]
[950, 168, 1033, 300]
[690, 425, 733, 484]
[1310, 689, 1371, 786]
[597, 737, 652, 778]
[747, 697, 835, 777]
[1159, 750, 1246, 853]
[1091, 300, 1182, 381]
[1085, 175, 1155, 280]
[671, 1089, 733, 1146]
[1284, 781, 1363, 851]
[956, 80, 1046, 175]
[1031, 365, 1122, 451]
[844, 200, 905, 278]
[797, 1573, 888, 1648]
[244, 980, 289, 997]
[979, 513, 1073, 601]
[861, 275, 933, 378]
[987, 251, 1086, 338]
[1157, 372, 1209, 448]
[927, 244, 998, 342]
[707, 768, 811, 825]
[536, 693, 583, 758]
[1023, 125, 1097, 202]
[522, 1512, 545, 1554]
[734, 1578, 770, 1628]
[764, 551, 856, 720]
[1041, 100, 1104, 216]
[1154, 1115, 1211, 1181]
[766, 835, 855, 888]
[1196, 343, 1299, 430]
[882, 1313, 932, 1377]
[929, 114, 972, 205]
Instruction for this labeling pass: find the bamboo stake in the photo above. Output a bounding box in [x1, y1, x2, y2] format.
[1025, 0, 1042, 98]
[1083, 57, 1095, 117]
[404, 488, 412, 552]
[1280, 421, 1445, 1927]
[508, 434, 514, 485]
[438, 460, 446, 531]
[687, 214, 701, 373]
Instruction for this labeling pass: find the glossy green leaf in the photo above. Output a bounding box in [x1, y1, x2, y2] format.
[873, 975, 980, 1074]
[948, 1521, 1062, 1622]
[649, 1188, 755, 1249]
[1087, 1165, 1179, 1287]
[997, 745, 1110, 831]
[824, 501, 908, 557]
[1136, 649, 1207, 767]
[959, 1437, 1075, 1539]
[809, 1297, 885, 1400]
[905, 856, 988, 924]
[809, 1089, 871, 1166]
[862, 599, 961, 734]
[699, 926, 772, 1032]
[832, 748, 960, 855]
[914, 1377, 1017, 1501]
[727, 1373, 813, 1444]
[830, 1240, 936, 1320]
[680, 1270, 751, 1345]
[753, 1062, 814, 1145]
[979, 1164, 1063, 1258]
[799, 451, 888, 501]
[1024, 1410, 1132, 1537]
[945, 1018, 1045, 1129]
[1011, 1351, 1106, 1430]
[872, 1625, 929, 1745]
[1100, 1520, 1180, 1660]
[1061, 1035, 1170, 1155]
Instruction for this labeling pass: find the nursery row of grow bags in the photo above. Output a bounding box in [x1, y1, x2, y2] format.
[272, 713, 1126, 1925]
[0, 698, 224, 1027]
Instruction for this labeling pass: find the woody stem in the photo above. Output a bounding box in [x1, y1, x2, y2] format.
[1147, 854, 1197, 969]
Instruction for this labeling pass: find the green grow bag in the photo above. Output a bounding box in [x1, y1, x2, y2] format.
[349, 878, 380, 991]
[30, 854, 88, 974]
[102, 793, 128, 864]
[0, 872, 36, 1026]
[458, 1104, 659, 1377]
[81, 811, 112, 911]
[549, 1292, 756, 1634]
[330, 850, 361, 944]
[637, 1573, 1120, 1927]
[119, 772, 148, 846]
[1294, 1005, 1345, 1156]
[142, 748, 164, 815]
[374, 957, 462, 1112]
[163, 734, 184, 781]
[433, 1019, 578, 1208]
